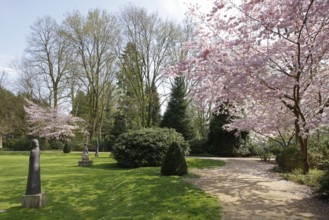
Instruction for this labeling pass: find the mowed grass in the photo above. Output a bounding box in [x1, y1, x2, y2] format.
[0, 152, 223, 220]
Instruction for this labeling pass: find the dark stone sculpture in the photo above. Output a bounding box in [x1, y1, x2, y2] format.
[22, 139, 45, 208]
[25, 139, 41, 195]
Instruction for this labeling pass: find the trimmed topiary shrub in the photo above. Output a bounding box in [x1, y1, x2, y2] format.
[276, 146, 303, 172]
[63, 141, 71, 153]
[161, 142, 188, 176]
[112, 128, 189, 168]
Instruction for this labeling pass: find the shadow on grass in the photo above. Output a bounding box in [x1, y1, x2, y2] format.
[0, 154, 222, 220]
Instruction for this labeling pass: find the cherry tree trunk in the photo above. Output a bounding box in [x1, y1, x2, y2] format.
[298, 136, 310, 174]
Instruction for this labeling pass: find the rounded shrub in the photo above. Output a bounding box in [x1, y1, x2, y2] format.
[112, 128, 189, 168]
[161, 142, 188, 176]
[276, 146, 303, 172]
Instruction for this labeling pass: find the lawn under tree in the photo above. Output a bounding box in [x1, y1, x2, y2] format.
[0, 151, 224, 220]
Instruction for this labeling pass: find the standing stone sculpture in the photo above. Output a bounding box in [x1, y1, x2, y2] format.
[22, 139, 45, 208]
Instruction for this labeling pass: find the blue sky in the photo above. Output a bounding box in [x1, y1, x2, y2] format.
[0, 0, 212, 78]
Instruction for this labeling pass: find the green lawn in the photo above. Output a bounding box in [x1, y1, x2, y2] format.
[0, 152, 223, 220]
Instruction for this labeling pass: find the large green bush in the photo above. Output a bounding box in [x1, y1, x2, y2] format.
[112, 128, 189, 168]
[276, 146, 303, 172]
[161, 142, 188, 176]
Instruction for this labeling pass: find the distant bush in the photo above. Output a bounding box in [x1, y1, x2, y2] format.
[112, 128, 189, 168]
[189, 138, 207, 155]
[3, 136, 32, 151]
[318, 163, 329, 198]
[161, 142, 188, 176]
[276, 146, 303, 172]
[308, 141, 329, 169]
[49, 140, 65, 150]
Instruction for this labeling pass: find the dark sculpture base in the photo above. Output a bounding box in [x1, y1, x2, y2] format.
[22, 192, 46, 208]
[78, 159, 93, 167]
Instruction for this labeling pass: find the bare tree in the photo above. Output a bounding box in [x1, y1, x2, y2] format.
[24, 16, 71, 108]
[61, 9, 120, 139]
[13, 57, 44, 100]
[0, 71, 8, 89]
[118, 5, 180, 127]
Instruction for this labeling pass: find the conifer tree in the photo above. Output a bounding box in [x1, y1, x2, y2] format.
[207, 105, 246, 156]
[161, 76, 195, 141]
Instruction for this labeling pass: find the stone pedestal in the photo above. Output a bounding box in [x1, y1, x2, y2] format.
[78, 159, 93, 167]
[22, 192, 46, 208]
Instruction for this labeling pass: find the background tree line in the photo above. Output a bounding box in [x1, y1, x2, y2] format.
[2, 5, 233, 152]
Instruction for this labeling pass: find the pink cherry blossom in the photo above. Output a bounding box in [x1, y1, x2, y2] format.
[24, 99, 85, 140]
[172, 0, 329, 173]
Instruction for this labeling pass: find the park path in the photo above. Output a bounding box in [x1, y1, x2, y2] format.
[187, 157, 329, 220]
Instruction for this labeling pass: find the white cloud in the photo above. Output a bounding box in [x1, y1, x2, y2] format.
[157, 0, 214, 22]
[0, 66, 16, 74]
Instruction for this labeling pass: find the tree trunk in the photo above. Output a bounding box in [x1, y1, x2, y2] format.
[295, 119, 310, 174]
[298, 136, 310, 174]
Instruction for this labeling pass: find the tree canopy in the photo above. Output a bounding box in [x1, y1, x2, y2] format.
[172, 0, 329, 173]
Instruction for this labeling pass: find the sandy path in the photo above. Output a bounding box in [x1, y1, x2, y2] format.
[188, 157, 329, 220]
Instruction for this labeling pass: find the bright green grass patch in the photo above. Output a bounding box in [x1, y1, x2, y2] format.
[280, 168, 325, 188]
[186, 158, 225, 169]
[0, 152, 223, 220]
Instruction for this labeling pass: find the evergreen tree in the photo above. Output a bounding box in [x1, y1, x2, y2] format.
[161, 142, 188, 176]
[110, 114, 128, 139]
[161, 76, 195, 141]
[207, 105, 246, 156]
[146, 83, 161, 127]
[116, 42, 144, 129]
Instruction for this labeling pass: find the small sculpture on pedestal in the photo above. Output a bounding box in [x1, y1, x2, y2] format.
[22, 139, 46, 208]
[79, 143, 93, 167]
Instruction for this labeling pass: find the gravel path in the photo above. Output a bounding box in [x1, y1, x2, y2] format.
[187, 157, 329, 220]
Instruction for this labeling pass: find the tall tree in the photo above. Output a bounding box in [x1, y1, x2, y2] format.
[146, 83, 161, 126]
[24, 16, 71, 108]
[177, 0, 329, 173]
[61, 9, 120, 139]
[0, 88, 27, 147]
[0, 71, 8, 89]
[161, 76, 195, 141]
[119, 5, 179, 127]
[116, 42, 144, 129]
